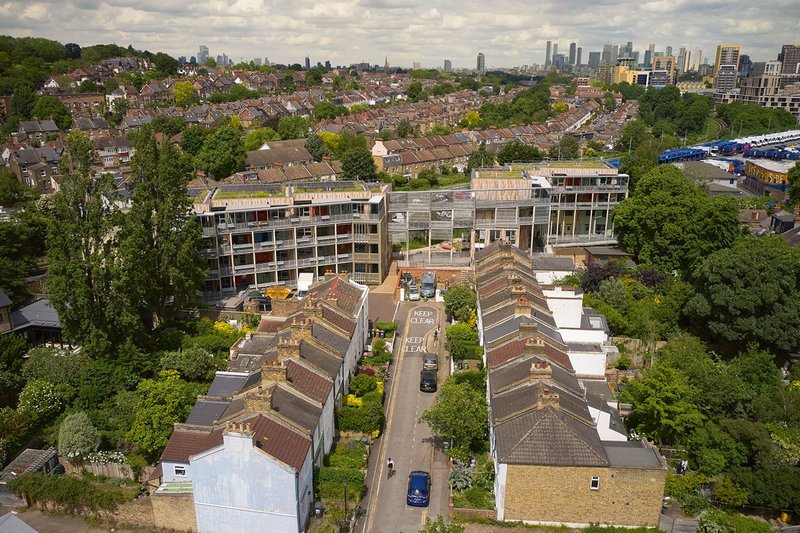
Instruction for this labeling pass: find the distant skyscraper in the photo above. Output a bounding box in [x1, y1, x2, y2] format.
[545, 41, 552, 68]
[190, 56, 196, 64]
[666, 46, 673, 58]
[305, 56, 311, 69]
[198, 45, 209, 65]
[738, 54, 752, 77]
[569, 42, 577, 65]
[714, 44, 741, 76]
[601, 43, 613, 65]
[611, 45, 619, 61]
[647, 43, 655, 67]
[443, 59, 452, 72]
[677, 47, 687, 73]
[254, 58, 262, 66]
[477, 52, 485, 72]
[384, 56, 389, 72]
[413, 61, 421, 70]
[588, 52, 601, 70]
[576, 47, 582, 66]
[178, 56, 186, 64]
[325, 60, 331, 69]
[553, 54, 566, 71]
[552, 44, 558, 64]
[626, 41, 634, 55]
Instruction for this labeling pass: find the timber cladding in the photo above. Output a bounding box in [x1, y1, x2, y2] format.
[504, 464, 665, 527]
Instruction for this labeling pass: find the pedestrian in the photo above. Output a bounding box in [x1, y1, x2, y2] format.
[387, 458, 394, 478]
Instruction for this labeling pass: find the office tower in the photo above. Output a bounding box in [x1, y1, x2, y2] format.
[626, 41, 634, 55]
[738, 54, 752, 77]
[588, 52, 601, 70]
[198, 45, 209, 65]
[644, 50, 652, 68]
[477, 52, 485, 72]
[178, 56, 186, 64]
[443, 59, 452, 72]
[190, 56, 196, 64]
[666, 46, 673, 58]
[576, 47, 582, 67]
[653, 55, 676, 84]
[254, 58, 262, 66]
[713, 44, 741, 76]
[413, 61, 421, 70]
[779, 44, 800, 74]
[569, 42, 577, 65]
[545, 41, 552, 68]
[677, 47, 687, 73]
[325, 60, 331, 69]
[601, 43, 613, 65]
[552, 44, 558, 64]
[305, 56, 310, 69]
[553, 54, 565, 71]
[714, 65, 738, 91]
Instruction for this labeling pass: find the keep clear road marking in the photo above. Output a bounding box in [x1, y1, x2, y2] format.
[364, 304, 437, 533]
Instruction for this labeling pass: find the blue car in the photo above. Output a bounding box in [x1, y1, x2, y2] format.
[407, 471, 431, 507]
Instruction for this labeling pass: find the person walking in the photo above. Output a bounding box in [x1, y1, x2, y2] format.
[387, 458, 395, 479]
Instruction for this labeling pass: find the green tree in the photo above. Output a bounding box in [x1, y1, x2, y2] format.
[0, 334, 27, 407]
[496, 141, 543, 165]
[154, 52, 179, 75]
[0, 208, 46, 303]
[304, 133, 326, 161]
[396, 118, 412, 138]
[79, 79, 99, 93]
[419, 378, 488, 456]
[443, 284, 476, 322]
[23, 347, 90, 389]
[420, 516, 464, 533]
[58, 411, 100, 460]
[179, 125, 211, 157]
[159, 347, 213, 382]
[126, 371, 206, 459]
[619, 365, 705, 445]
[0, 167, 37, 207]
[46, 132, 141, 356]
[64, 43, 81, 59]
[407, 82, 424, 102]
[612, 165, 740, 276]
[31, 96, 71, 130]
[150, 114, 185, 137]
[196, 126, 246, 179]
[552, 101, 568, 114]
[17, 380, 69, 421]
[120, 126, 207, 329]
[615, 119, 649, 152]
[243, 127, 280, 151]
[548, 135, 579, 160]
[684, 236, 800, 354]
[786, 163, 800, 206]
[277, 116, 310, 140]
[467, 143, 495, 171]
[11, 84, 35, 119]
[313, 101, 347, 121]
[341, 147, 377, 180]
[172, 80, 196, 107]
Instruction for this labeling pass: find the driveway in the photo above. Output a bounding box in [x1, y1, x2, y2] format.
[357, 301, 449, 533]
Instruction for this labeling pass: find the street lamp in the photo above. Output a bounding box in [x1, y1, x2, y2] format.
[342, 476, 349, 531]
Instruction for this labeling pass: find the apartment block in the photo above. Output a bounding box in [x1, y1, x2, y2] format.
[192, 181, 390, 296]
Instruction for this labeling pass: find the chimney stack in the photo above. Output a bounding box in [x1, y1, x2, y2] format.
[537, 388, 560, 409]
[514, 297, 532, 317]
[530, 360, 552, 381]
[523, 335, 546, 356]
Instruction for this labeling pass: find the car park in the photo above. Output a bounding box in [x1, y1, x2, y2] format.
[406, 471, 431, 507]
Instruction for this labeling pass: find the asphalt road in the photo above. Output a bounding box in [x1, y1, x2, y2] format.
[359, 301, 449, 533]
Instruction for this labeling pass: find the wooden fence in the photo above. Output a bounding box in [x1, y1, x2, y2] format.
[59, 457, 154, 482]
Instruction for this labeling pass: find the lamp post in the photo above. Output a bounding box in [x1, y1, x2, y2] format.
[342, 476, 349, 531]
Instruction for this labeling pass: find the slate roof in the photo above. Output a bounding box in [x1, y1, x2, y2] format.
[603, 441, 664, 469]
[10, 299, 60, 331]
[186, 398, 232, 426]
[245, 147, 313, 169]
[207, 372, 250, 398]
[0, 289, 12, 308]
[311, 320, 350, 355]
[286, 359, 332, 403]
[0, 512, 38, 533]
[299, 340, 341, 377]
[0, 448, 57, 484]
[270, 384, 322, 432]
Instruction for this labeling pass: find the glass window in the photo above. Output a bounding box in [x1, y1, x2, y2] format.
[590, 476, 600, 490]
[174, 466, 186, 476]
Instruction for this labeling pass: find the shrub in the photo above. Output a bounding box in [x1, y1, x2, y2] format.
[375, 321, 398, 336]
[362, 390, 384, 404]
[23, 347, 90, 388]
[358, 366, 376, 377]
[58, 411, 100, 460]
[349, 374, 377, 397]
[327, 442, 368, 470]
[317, 466, 365, 501]
[336, 400, 384, 433]
[8, 473, 133, 513]
[615, 355, 632, 371]
[159, 347, 214, 382]
[449, 466, 472, 490]
[698, 508, 771, 533]
[17, 380, 68, 421]
[368, 338, 393, 364]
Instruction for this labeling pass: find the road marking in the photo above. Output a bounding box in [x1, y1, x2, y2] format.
[364, 304, 438, 533]
[421, 510, 428, 526]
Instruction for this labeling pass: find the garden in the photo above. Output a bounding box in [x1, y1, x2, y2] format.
[313, 438, 370, 532]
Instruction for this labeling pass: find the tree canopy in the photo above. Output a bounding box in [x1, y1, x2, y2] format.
[341, 147, 377, 181]
[196, 126, 245, 179]
[31, 96, 71, 130]
[419, 373, 488, 457]
[612, 165, 740, 276]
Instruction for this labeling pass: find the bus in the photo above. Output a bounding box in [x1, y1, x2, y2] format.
[421, 271, 437, 298]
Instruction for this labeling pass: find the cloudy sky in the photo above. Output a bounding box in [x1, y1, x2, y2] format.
[1, 0, 798, 68]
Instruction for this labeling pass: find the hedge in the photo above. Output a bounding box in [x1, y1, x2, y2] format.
[8, 473, 133, 513]
[327, 441, 368, 471]
[317, 466, 365, 500]
[337, 399, 384, 433]
[349, 374, 377, 397]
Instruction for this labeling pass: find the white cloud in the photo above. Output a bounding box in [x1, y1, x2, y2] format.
[0, 0, 797, 67]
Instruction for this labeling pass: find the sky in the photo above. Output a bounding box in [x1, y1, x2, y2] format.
[0, 0, 798, 69]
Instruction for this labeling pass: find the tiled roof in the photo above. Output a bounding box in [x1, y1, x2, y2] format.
[161, 428, 223, 463]
[286, 359, 332, 403]
[300, 340, 342, 377]
[322, 304, 356, 335]
[0, 448, 57, 483]
[246, 413, 311, 471]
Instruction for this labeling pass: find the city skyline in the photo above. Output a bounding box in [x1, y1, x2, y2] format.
[0, 0, 797, 68]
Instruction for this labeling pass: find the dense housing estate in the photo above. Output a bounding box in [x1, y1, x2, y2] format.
[476, 242, 667, 527]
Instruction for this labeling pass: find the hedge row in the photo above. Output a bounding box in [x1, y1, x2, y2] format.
[8, 473, 133, 513]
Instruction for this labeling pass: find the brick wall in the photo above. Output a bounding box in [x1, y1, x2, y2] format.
[152, 492, 197, 532]
[504, 464, 665, 527]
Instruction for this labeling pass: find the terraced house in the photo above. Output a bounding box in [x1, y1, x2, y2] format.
[150, 275, 368, 533]
[475, 242, 667, 528]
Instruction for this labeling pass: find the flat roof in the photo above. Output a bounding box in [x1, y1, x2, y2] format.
[603, 441, 665, 469]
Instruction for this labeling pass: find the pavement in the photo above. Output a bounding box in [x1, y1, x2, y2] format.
[0, 506, 102, 533]
[356, 300, 449, 533]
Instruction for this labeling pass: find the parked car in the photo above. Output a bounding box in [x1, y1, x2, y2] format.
[407, 471, 431, 507]
[408, 282, 420, 301]
[420, 369, 437, 392]
[400, 271, 413, 286]
[423, 353, 438, 371]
